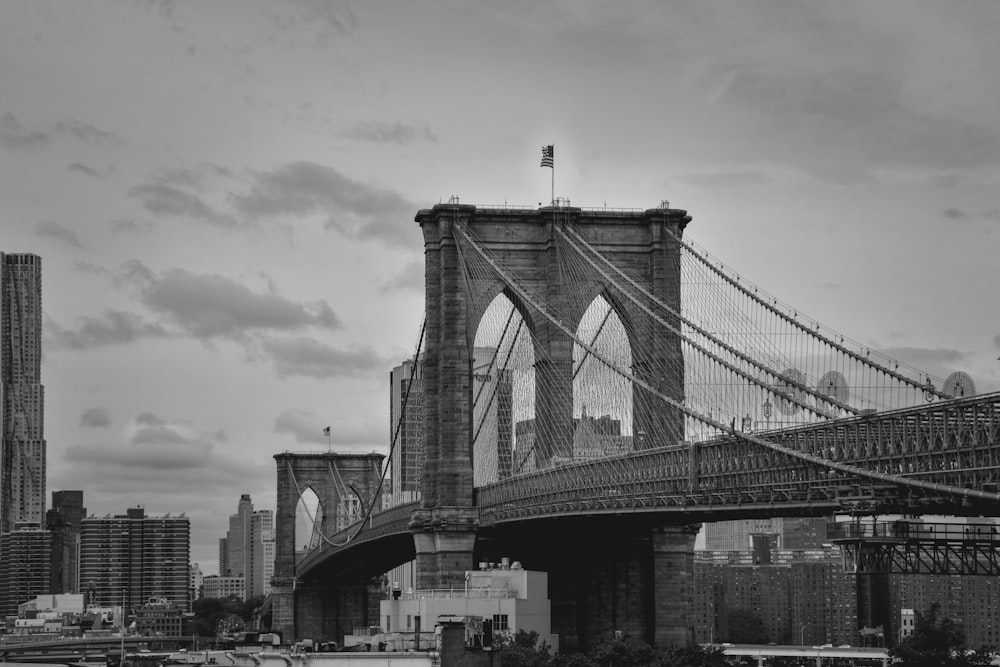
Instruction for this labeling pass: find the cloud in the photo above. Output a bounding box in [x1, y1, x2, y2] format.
[117, 262, 340, 339]
[53, 119, 121, 146]
[64, 413, 218, 471]
[942, 208, 969, 220]
[35, 220, 82, 248]
[232, 161, 418, 247]
[0, 112, 49, 150]
[274, 409, 327, 444]
[68, 162, 102, 178]
[129, 182, 234, 226]
[680, 171, 771, 189]
[993, 334, 1000, 350]
[80, 407, 112, 428]
[274, 408, 385, 447]
[263, 336, 385, 378]
[0, 113, 121, 151]
[342, 120, 438, 145]
[46, 310, 169, 350]
[378, 259, 424, 294]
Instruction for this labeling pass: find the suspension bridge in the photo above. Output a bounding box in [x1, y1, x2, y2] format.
[270, 201, 999, 649]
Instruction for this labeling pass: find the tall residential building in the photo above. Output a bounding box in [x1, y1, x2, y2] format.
[47, 490, 86, 593]
[0, 525, 52, 616]
[1, 253, 46, 532]
[79, 507, 190, 609]
[472, 347, 513, 486]
[221, 495, 274, 599]
[387, 356, 423, 507]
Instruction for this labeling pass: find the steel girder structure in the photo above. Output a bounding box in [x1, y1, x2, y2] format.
[830, 520, 1000, 575]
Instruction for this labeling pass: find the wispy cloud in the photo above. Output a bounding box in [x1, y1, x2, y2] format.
[0, 112, 49, 150]
[378, 259, 424, 294]
[0, 112, 121, 151]
[232, 161, 418, 247]
[115, 261, 340, 340]
[68, 162, 102, 178]
[46, 310, 170, 350]
[80, 407, 112, 428]
[262, 336, 385, 378]
[35, 220, 82, 248]
[342, 120, 438, 145]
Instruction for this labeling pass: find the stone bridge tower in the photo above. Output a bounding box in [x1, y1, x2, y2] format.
[411, 202, 692, 599]
[271, 451, 384, 643]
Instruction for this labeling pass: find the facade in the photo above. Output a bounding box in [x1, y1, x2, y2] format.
[704, 517, 831, 552]
[79, 507, 190, 609]
[693, 546, 857, 646]
[134, 598, 183, 637]
[387, 356, 423, 508]
[0, 526, 52, 617]
[513, 413, 632, 474]
[220, 494, 274, 599]
[189, 562, 203, 601]
[1, 253, 46, 533]
[202, 575, 245, 600]
[47, 490, 86, 594]
[471, 346, 513, 486]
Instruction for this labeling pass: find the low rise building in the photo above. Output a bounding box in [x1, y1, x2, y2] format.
[367, 562, 557, 653]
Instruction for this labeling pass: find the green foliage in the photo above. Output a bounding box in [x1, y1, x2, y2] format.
[726, 608, 769, 644]
[889, 603, 991, 667]
[496, 632, 727, 667]
[190, 595, 261, 638]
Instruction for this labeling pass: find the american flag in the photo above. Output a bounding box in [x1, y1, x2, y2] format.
[540, 145, 554, 168]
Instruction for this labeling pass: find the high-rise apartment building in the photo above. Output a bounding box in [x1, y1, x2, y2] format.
[47, 490, 86, 593]
[703, 517, 831, 552]
[1, 253, 46, 532]
[220, 495, 273, 599]
[79, 507, 190, 609]
[0, 525, 51, 616]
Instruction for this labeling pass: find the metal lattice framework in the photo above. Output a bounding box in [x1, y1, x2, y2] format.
[295, 206, 1000, 574]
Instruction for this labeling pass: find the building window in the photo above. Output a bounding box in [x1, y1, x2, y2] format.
[493, 614, 509, 632]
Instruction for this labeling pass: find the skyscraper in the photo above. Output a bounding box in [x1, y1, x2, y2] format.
[1, 253, 46, 532]
[47, 489, 86, 593]
[388, 356, 423, 507]
[221, 494, 274, 599]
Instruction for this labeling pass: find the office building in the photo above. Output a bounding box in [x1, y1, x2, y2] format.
[1, 253, 46, 532]
[202, 575, 245, 601]
[387, 356, 423, 508]
[0, 525, 52, 616]
[220, 494, 274, 599]
[189, 562, 203, 601]
[47, 490, 85, 594]
[79, 507, 190, 609]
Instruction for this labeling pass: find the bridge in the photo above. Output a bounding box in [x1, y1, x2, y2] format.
[270, 202, 999, 651]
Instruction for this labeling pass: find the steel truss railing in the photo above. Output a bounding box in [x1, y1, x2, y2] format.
[297, 393, 1000, 572]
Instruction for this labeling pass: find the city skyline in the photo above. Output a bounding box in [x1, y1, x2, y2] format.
[2, 1, 998, 572]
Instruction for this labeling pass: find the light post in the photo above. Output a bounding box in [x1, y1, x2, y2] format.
[800, 623, 806, 646]
[762, 400, 772, 430]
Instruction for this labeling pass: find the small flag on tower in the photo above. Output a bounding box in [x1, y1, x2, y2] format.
[323, 426, 331, 437]
[540, 145, 554, 168]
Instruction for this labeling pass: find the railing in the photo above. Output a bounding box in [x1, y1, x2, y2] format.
[395, 587, 518, 600]
[829, 520, 1000, 542]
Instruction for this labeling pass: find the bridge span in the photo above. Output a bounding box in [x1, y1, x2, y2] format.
[271, 202, 1000, 651]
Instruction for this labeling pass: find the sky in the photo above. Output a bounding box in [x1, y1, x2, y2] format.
[2, 1, 999, 575]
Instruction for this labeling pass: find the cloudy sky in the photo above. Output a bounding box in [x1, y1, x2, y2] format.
[2, 1, 999, 573]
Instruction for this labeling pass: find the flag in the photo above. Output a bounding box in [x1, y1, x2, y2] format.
[323, 426, 331, 437]
[540, 145, 554, 168]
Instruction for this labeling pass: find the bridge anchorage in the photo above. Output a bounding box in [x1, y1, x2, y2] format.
[272, 201, 1000, 651]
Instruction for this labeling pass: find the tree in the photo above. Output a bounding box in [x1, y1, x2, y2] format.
[890, 603, 991, 667]
[726, 608, 769, 644]
[496, 630, 555, 667]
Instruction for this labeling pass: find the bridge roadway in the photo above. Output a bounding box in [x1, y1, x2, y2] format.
[298, 392, 1000, 579]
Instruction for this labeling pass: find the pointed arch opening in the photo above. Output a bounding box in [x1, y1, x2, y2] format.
[295, 487, 323, 553]
[472, 292, 535, 485]
[573, 294, 634, 458]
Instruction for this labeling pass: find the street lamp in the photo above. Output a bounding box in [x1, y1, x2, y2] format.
[800, 624, 806, 645]
[763, 400, 772, 429]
